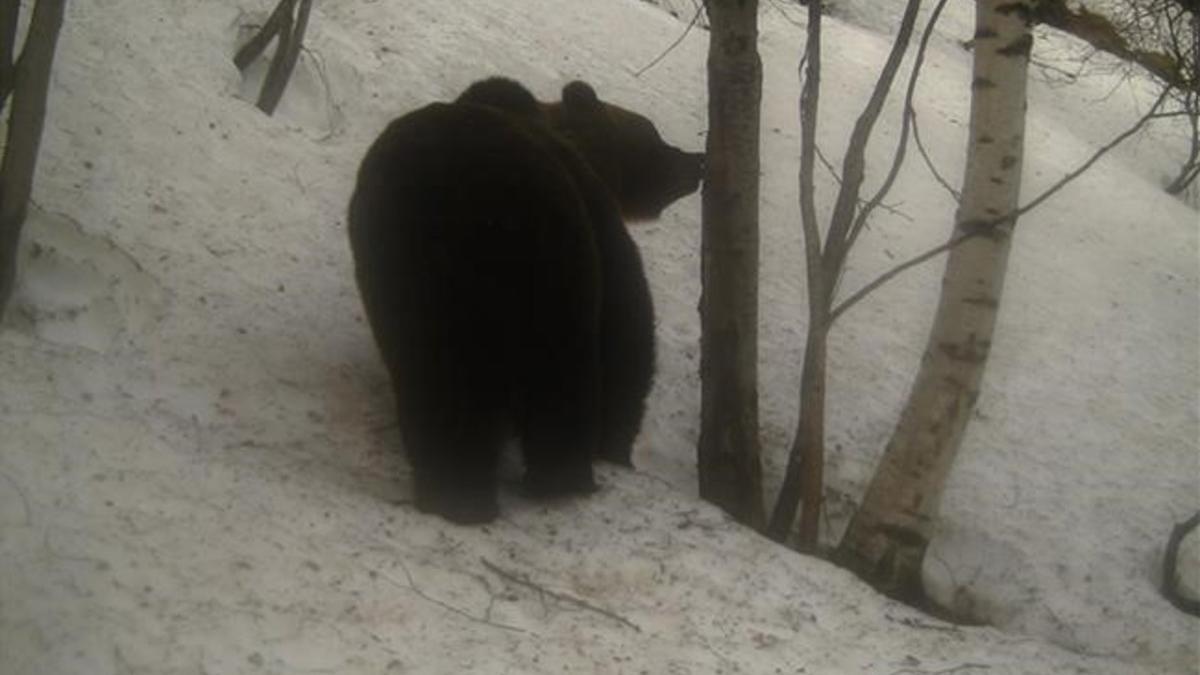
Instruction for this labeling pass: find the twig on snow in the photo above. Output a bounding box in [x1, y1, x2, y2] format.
[375, 559, 527, 633]
[883, 612, 962, 633]
[480, 557, 642, 633]
[0, 469, 32, 527]
[889, 663, 991, 675]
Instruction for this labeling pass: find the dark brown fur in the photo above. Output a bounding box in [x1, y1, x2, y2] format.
[348, 78, 702, 523]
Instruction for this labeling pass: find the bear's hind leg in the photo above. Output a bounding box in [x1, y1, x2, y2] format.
[519, 320, 600, 499]
[598, 392, 645, 467]
[520, 390, 599, 499]
[406, 413, 505, 524]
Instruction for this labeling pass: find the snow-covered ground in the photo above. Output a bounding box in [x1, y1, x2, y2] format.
[1, 0, 1195, 673]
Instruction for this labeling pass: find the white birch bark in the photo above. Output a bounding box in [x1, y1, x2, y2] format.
[835, 0, 1034, 600]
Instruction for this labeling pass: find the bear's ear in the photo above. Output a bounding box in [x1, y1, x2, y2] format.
[562, 81, 602, 114]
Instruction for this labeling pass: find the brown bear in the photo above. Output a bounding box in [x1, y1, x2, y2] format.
[348, 77, 702, 524]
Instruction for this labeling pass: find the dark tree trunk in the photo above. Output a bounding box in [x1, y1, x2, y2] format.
[1164, 91, 1199, 195]
[257, 0, 312, 115]
[0, 0, 19, 115]
[234, 0, 314, 116]
[698, 0, 765, 529]
[0, 0, 67, 321]
[767, 0, 825, 546]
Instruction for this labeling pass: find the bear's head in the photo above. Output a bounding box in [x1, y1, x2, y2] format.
[548, 81, 704, 221]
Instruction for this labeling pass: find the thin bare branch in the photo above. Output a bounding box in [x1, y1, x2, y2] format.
[1013, 85, 1173, 217]
[821, 0, 922, 290]
[830, 231, 978, 323]
[848, 0, 951, 253]
[634, 1, 705, 77]
[912, 110, 961, 201]
[765, 0, 807, 28]
[814, 142, 840, 183]
[830, 85, 1177, 324]
[814, 143, 913, 221]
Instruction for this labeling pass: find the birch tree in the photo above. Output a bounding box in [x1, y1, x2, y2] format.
[835, 0, 1036, 601]
[698, 0, 766, 528]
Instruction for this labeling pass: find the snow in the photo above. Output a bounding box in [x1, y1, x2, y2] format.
[1, 0, 1196, 673]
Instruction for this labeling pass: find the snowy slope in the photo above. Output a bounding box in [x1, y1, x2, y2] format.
[637, 2, 1198, 669]
[0, 0, 1196, 673]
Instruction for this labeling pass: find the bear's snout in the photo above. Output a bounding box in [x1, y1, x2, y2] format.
[672, 148, 705, 193]
[677, 149, 704, 185]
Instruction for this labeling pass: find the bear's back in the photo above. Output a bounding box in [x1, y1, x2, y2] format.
[348, 101, 594, 272]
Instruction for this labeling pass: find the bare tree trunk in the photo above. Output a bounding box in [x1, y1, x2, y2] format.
[234, 0, 296, 70]
[767, 0, 826, 546]
[1165, 61, 1199, 195]
[0, 0, 19, 115]
[768, 0, 929, 549]
[0, 0, 67, 321]
[698, 0, 765, 529]
[835, 0, 1033, 602]
[234, 0, 314, 116]
[257, 0, 312, 115]
[771, 319, 828, 547]
[1165, 95, 1200, 194]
